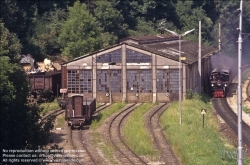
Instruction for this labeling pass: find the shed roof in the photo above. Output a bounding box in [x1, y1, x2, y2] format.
[120, 34, 179, 44]
[122, 35, 218, 64]
[28, 70, 61, 76]
[63, 35, 218, 65]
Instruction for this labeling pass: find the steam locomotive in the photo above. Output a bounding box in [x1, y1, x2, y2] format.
[210, 68, 231, 98]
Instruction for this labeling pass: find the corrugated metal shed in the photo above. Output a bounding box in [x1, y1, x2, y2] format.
[121, 35, 218, 64]
[62, 35, 218, 65]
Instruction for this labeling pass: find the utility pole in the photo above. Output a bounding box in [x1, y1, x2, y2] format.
[164, 28, 195, 125]
[198, 21, 201, 94]
[237, 0, 243, 165]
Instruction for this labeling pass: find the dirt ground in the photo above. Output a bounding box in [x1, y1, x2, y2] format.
[213, 110, 250, 159]
[44, 108, 250, 165]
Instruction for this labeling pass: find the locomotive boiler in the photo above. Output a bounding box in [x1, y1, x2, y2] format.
[210, 68, 231, 98]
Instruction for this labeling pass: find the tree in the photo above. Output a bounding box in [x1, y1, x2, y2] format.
[58, 1, 103, 58]
[175, 1, 213, 43]
[128, 18, 157, 36]
[113, 0, 147, 30]
[144, 0, 180, 27]
[94, 1, 128, 41]
[0, 22, 53, 158]
[210, 0, 250, 56]
[27, 8, 67, 59]
[0, 21, 22, 62]
[0, 0, 31, 45]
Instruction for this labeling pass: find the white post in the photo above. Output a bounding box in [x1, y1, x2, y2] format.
[237, 0, 243, 165]
[198, 21, 202, 94]
[164, 28, 195, 125]
[179, 35, 182, 125]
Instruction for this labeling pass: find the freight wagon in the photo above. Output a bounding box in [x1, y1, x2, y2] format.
[28, 71, 61, 102]
[65, 94, 96, 129]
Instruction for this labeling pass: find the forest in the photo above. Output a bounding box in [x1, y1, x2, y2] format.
[1, 0, 250, 158]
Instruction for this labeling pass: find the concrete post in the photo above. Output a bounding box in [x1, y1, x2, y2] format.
[152, 54, 157, 103]
[92, 54, 97, 98]
[122, 44, 127, 102]
[182, 63, 186, 100]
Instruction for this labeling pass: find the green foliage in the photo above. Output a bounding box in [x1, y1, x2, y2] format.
[55, 114, 65, 128]
[2, 0, 250, 58]
[186, 89, 202, 100]
[0, 57, 53, 150]
[145, 0, 180, 26]
[175, 1, 213, 43]
[242, 106, 250, 114]
[122, 103, 157, 156]
[160, 100, 237, 165]
[0, 0, 31, 44]
[90, 103, 126, 130]
[156, 19, 177, 34]
[211, 0, 250, 56]
[128, 18, 158, 36]
[58, 1, 103, 58]
[0, 22, 54, 154]
[40, 99, 61, 115]
[185, 89, 194, 100]
[0, 21, 22, 62]
[94, 1, 128, 41]
[27, 8, 67, 59]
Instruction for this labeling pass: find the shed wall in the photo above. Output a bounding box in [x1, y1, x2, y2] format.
[62, 44, 212, 103]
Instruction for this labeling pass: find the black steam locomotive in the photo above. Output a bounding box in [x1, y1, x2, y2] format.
[210, 68, 231, 98]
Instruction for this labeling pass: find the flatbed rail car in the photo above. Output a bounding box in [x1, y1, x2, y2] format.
[28, 71, 61, 101]
[65, 94, 96, 128]
[210, 68, 231, 98]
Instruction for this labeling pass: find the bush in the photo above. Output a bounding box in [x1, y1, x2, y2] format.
[185, 89, 193, 99]
[185, 89, 202, 100]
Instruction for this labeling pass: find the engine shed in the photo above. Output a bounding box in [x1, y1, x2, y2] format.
[61, 35, 218, 103]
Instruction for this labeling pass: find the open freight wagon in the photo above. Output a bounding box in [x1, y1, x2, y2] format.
[28, 71, 61, 102]
[65, 94, 96, 129]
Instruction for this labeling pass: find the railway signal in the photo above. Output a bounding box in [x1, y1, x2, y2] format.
[201, 109, 206, 128]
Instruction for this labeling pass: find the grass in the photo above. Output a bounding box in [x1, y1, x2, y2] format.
[242, 106, 250, 114]
[160, 98, 250, 165]
[90, 103, 126, 130]
[90, 103, 126, 164]
[55, 113, 65, 128]
[39, 99, 61, 115]
[121, 103, 158, 157]
[91, 132, 118, 164]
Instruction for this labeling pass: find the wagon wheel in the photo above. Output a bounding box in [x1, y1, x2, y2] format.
[36, 90, 43, 102]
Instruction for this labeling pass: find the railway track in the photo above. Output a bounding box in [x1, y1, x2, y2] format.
[145, 103, 180, 165]
[212, 98, 250, 149]
[40, 109, 65, 123]
[67, 128, 103, 165]
[107, 103, 149, 164]
[94, 103, 111, 114]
